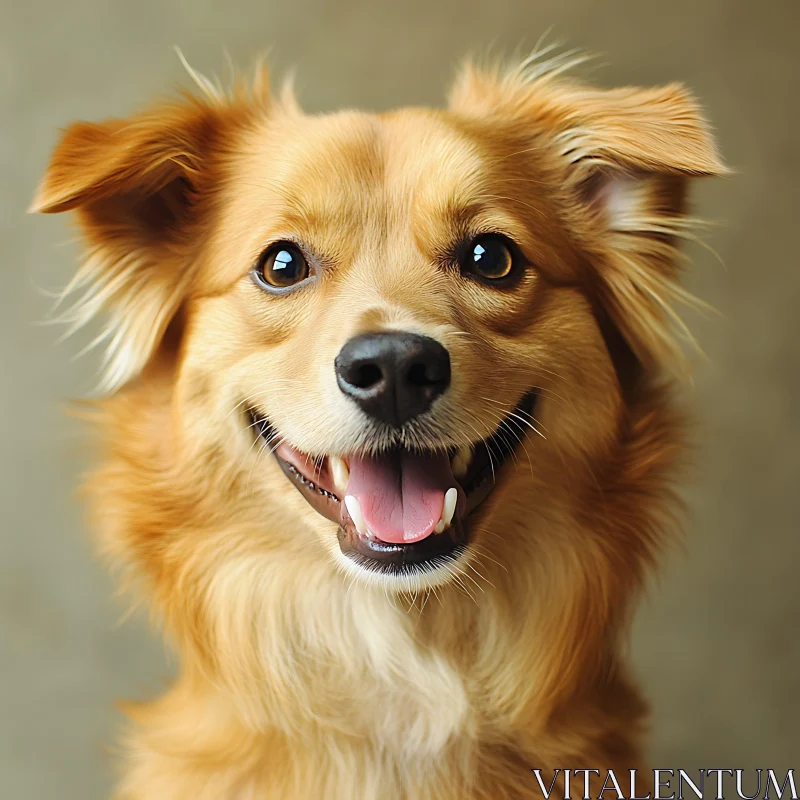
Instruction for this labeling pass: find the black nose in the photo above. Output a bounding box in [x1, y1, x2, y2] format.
[335, 333, 451, 427]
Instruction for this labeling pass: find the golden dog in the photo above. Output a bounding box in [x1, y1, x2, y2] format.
[33, 51, 724, 799]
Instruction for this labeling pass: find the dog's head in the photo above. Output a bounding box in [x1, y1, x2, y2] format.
[33, 56, 724, 593]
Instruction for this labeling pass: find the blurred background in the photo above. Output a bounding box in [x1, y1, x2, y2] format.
[2, 0, 798, 796]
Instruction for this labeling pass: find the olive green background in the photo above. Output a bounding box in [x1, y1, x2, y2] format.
[2, 0, 798, 797]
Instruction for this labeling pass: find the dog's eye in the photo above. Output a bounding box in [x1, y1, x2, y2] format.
[462, 235, 515, 281]
[253, 243, 309, 290]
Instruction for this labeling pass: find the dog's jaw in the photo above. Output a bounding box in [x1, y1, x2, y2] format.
[245, 391, 538, 587]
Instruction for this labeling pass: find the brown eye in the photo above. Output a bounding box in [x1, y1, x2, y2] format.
[463, 235, 515, 281]
[253, 243, 309, 290]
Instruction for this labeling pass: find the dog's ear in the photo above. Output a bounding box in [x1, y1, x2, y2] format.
[450, 58, 728, 375]
[31, 75, 271, 391]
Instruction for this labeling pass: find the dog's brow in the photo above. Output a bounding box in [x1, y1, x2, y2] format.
[270, 197, 368, 246]
[278, 198, 344, 229]
[412, 192, 515, 251]
[440, 199, 486, 230]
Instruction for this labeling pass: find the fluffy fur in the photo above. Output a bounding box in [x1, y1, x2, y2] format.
[32, 51, 725, 799]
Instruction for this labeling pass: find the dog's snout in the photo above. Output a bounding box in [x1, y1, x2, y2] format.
[335, 333, 451, 427]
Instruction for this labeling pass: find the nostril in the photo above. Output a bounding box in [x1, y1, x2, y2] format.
[351, 363, 383, 390]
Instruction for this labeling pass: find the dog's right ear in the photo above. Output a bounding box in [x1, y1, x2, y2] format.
[31, 73, 272, 391]
[450, 55, 727, 376]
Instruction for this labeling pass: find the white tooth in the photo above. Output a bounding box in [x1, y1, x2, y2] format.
[451, 445, 473, 478]
[344, 495, 367, 535]
[434, 488, 459, 534]
[443, 487, 458, 528]
[330, 457, 350, 493]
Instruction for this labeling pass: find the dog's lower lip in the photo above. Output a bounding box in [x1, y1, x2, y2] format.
[245, 391, 538, 575]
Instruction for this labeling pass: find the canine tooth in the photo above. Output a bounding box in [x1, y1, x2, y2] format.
[434, 519, 446, 534]
[330, 456, 350, 493]
[443, 487, 458, 527]
[344, 495, 367, 535]
[450, 445, 473, 478]
[331, 457, 349, 491]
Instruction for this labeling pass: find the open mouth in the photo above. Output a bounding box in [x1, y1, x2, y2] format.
[246, 391, 538, 578]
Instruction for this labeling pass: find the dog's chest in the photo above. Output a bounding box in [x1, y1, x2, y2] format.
[299, 596, 476, 755]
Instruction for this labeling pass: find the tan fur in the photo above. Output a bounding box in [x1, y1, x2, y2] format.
[33, 52, 725, 799]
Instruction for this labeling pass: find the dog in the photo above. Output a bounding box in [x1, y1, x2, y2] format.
[32, 50, 724, 799]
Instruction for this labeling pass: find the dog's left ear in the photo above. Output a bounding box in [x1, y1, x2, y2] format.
[449, 60, 728, 374]
[31, 73, 272, 391]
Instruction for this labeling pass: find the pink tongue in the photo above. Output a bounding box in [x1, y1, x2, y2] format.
[346, 450, 454, 543]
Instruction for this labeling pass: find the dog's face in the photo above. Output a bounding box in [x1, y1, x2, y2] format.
[33, 59, 724, 592]
[186, 106, 613, 587]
